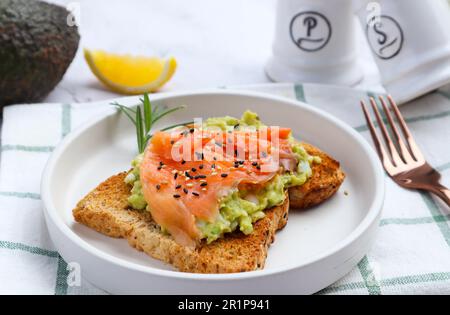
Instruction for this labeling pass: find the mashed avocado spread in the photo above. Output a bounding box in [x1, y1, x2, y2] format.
[124, 111, 317, 243]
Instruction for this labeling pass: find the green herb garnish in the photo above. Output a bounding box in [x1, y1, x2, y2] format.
[112, 93, 192, 153]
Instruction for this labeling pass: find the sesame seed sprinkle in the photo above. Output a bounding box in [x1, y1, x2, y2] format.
[192, 192, 200, 196]
[221, 173, 228, 178]
[173, 194, 181, 198]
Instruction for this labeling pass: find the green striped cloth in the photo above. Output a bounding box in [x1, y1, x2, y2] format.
[1, 83, 449, 294]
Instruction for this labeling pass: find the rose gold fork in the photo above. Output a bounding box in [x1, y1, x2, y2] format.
[361, 95, 450, 207]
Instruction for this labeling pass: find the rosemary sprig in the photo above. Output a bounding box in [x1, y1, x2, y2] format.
[112, 93, 191, 153]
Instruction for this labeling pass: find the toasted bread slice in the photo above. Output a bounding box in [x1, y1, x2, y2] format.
[73, 143, 343, 273]
[73, 172, 289, 273]
[288, 142, 345, 209]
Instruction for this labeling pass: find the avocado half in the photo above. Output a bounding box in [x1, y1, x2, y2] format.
[0, 0, 80, 106]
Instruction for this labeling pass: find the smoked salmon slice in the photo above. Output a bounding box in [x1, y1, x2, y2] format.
[140, 127, 297, 247]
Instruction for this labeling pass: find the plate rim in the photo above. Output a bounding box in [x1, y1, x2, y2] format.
[41, 88, 385, 281]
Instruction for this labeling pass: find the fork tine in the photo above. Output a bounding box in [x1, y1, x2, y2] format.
[378, 96, 415, 164]
[387, 95, 425, 162]
[360, 100, 392, 168]
[369, 97, 404, 167]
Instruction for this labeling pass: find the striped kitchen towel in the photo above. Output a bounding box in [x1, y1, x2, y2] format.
[0, 83, 449, 294]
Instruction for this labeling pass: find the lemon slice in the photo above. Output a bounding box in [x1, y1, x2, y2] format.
[84, 49, 177, 95]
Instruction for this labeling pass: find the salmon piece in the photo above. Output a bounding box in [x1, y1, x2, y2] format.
[140, 128, 296, 247]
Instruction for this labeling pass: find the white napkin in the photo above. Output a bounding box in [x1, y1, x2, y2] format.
[1, 83, 449, 294]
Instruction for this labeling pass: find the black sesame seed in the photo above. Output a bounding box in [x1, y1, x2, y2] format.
[181, 159, 186, 165]
[192, 192, 200, 197]
[183, 188, 189, 194]
[238, 160, 245, 165]
[256, 165, 261, 170]
[173, 194, 181, 198]
[234, 124, 240, 129]
[157, 166, 162, 170]
[156, 184, 161, 190]
[200, 182, 208, 187]
[175, 184, 182, 189]
[221, 173, 228, 178]
[213, 157, 217, 161]
[185, 171, 192, 179]
[174, 173, 178, 180]
[159, 161, 164, 166]
[198, 175, 207, 179]
[189, 128, 195, 133]
[191, 167, 197, 172]
[211, 163, 216, 169]
[199, 164, 204, 169]
[170, 140, 175, 145]
[252, 162, 258, 166]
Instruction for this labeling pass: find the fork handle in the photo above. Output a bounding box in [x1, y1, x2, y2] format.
[427, 184, 450, 207]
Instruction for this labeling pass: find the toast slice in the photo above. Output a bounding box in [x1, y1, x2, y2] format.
[73, 143, 344, 273]
[288, 142, 345, 209]
[73, 172, 289, 273]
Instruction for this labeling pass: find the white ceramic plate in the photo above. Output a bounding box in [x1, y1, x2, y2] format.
[41, 90, 384, 294]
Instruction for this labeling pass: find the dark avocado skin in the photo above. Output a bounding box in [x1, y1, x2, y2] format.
[0, 0, 80, 106]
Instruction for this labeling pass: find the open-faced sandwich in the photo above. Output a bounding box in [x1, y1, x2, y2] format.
[73, 95, 345, 273]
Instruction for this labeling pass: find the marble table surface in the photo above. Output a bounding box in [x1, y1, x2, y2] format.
[43, 0, 383, 104]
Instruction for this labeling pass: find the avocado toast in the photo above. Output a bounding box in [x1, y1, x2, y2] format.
[73, 99, 345, 273]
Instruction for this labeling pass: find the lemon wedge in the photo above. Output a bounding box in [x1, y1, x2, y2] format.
[84, 49, 177, 95]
